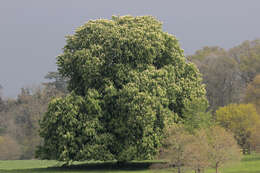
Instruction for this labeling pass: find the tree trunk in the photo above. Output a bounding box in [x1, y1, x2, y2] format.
[178, 167, 181, 173]
[215, 163, 219, 173]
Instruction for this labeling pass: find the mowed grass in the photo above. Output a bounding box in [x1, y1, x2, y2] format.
[0, 160, 169, 173]
[0, 154, 260, 173]
[205, 153, 260, 173]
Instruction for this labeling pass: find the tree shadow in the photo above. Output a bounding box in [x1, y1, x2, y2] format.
[0, 161, 166, 173]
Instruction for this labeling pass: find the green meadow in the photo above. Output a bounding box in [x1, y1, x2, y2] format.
[205, 153, 260, 173]
[0, 153, 259, 173]
[0, 154, 260, 173]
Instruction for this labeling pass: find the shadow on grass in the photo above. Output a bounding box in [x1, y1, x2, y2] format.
[0, 161, 167, 173]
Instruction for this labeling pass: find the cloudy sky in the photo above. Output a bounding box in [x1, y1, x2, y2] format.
[1, 0, 260, 98]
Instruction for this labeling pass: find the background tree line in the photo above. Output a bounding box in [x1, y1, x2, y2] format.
[187, 39, 260, 154]
[188, 39, 260, 112]
[0, 72, 67, 159]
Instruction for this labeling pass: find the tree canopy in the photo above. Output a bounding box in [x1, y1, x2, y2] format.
[188, 39, 260, 111]
[215, 103, 260, 153]
[188, 47, 244, 111]
[36, 15, 207, 163]
[244, 74, 260, 113]
[156, 125, 240, 173]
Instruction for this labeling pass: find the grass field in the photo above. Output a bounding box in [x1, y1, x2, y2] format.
[205, 153, 260, 173]
[0, 154, 259, 173]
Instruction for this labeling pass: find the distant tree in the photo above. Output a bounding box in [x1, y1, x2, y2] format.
[188, 39, 260, 112]
[244, 74, 260, 113]
[157, 125, 241, 173]
[207, 126, 241, 173]
[0, 135, 21, 160]
[184, 130, 210, 173]
[43, 71, 68, 94]
[0, 85, 4, 112]
[215, 103, 260, 154]
[37, 15, 207, 163]
[188, 46, 226, 62]
[0, 85, 63, 159]
[249, 125, 260, 152]
[159, 125, 194, 173]
[189, 47, 245, 111]
[229, 39, 260, 83]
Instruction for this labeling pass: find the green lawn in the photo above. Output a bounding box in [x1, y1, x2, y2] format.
[0, 160, 168, 173]
[205, 153, 260, 173]
[0, 154, 260, 173]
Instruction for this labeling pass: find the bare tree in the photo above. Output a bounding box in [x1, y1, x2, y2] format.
[159, 125, 194, 173]
[207, 126, 242, 173]
[184, 130, 210, 173]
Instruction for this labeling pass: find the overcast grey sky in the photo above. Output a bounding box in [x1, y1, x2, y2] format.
[1, 0, 260, 98]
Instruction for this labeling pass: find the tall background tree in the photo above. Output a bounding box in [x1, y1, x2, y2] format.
[188, 47, 245, 111]
[0, 71, 66, 159]
[229, 39, 260, 83]
[244, 74, 260, 113]
[0, 85, 4, 112]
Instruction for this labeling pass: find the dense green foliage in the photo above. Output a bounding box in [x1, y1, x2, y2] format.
[215, 103, 260, 154]
[36, 16, 207, 163]
[37, 92, 114, 161]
